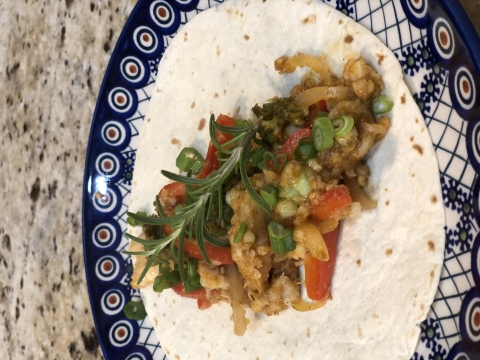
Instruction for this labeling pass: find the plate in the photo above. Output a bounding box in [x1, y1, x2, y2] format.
[82, 0, 480, 358]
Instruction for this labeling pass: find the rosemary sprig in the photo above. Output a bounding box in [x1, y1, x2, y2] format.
[124, 115, 272, 285]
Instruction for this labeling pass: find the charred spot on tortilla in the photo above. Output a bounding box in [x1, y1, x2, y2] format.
[344, 34, 354, 43]
[356, 259, 361, 267]
[147, 118, 151, 123]
[244, 34, 250, 40]
[430, 195, 437, 203]
[385, 248, 393, 256]
[385, 200, 390, 206]
[191, 102, 196, 109]
[376, 53, 385, 65]
[306, 328, 311, 337]
[171, 138, 181, 147]
[428, 241, 435, 251]
[401, 94, 406, 104]
[410, 136, 414, 142]
[214, 93, 219, 98]
[357, 325, 363, 338]
[415, 117, 419, 123]
[412, 144, 423, 155]
[302, 14, 317, 24]
[184, 32, 188, 42]
[338, 19, 343, 24]
[216, 45, 220, 57]
[198, 118, 206, 131]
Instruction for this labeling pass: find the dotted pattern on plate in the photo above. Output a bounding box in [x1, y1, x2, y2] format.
[82, 0, 480, 359]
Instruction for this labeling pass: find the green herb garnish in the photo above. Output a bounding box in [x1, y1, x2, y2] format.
[124, 300, 147, 320]
[123, 115, 271, 285]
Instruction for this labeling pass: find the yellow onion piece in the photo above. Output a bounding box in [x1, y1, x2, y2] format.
[344, 176, 377, 210]
[293, 294, 329, 312]
[227, 264, 248, 336]
[294, 221, 329, 261]
[274, 54, 332, 84]
[360, 121, 387, 136]
[293, 86, 351, 108]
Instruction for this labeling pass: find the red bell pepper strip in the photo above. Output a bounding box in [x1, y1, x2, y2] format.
[310, 185, 352, 222]
[304, 227, 338, 301]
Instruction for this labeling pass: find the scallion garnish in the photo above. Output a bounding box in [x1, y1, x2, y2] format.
[234, 222, 247, 243]
[236, 119, 250, 128]
[184, 259, 202, 293]
[331, 116, 354, 138]
[260, 185, 278, 206]
[312, 116, 334, 151]
[124, 300, 147, 320]
[153, 269, 181, 293]
[293, 137, 316, 162]
[263, 152, 287, 170]
[267, 221, 296, 254]
[372, 94, 394, 114]
[249, 147, 268, 169]
[127, 211, 147, 226]
[176, 147, 205, 175]
[276, 199, 298, 219]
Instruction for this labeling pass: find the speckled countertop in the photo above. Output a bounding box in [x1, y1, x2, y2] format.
[0, 1, 479, 359]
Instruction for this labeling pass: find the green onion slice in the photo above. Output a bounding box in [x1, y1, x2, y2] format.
[294, 137, 316, 162]
[248, 147, 268, 168]
[372, 94, 394, 114]
[127, 211, 147, 226]
[260, 185, 279, 206]
[263, 152, 287, 170]
[331, 116, 355, 138]
[176, 147, 205, 175]
[234, 222, 247, 243]
[235, 119, 250, 128]
[187, 259, 199, 278]
[184, 259, 202, 293]
[184, 276, 202, 293]
[267, 221, 296, 254]
[153, 269, 181, 293]
[124, 300, 147, 320]
[312, 117, 334, 151]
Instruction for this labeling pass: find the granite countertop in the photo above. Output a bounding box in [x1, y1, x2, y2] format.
[0, 1, 479, 359]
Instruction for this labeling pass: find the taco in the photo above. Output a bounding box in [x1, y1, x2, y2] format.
[126, 0, 445, 358]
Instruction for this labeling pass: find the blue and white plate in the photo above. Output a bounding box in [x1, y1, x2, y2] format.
[82, 0, 480, 358]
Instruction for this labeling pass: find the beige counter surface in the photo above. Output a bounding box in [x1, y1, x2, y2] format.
[0, 0, 478, 359]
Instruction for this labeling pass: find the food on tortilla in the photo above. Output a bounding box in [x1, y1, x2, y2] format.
[126, 0, 445, 358]
[127, 54, 392, 334]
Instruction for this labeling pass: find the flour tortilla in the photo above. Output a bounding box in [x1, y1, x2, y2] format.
[128, 0, 445, 358]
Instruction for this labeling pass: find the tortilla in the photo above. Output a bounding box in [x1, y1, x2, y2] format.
[128, 0, 445, 358]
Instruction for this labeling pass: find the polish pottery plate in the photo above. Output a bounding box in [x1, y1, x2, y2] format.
[82, 0, 480, 358]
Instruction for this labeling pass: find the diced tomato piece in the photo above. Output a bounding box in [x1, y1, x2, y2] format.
[215, 114, 236, 144]
[310, 186, 352, 222]
[305, 227, 338, 301]
[279, 128, 312, 160]
[196, 143, 220, 179]
[183, 238, 234, 265]
[304, 100, 328, 128]
[196, 297, 213, 310]
[158, 182, 186, 216]
[197, 115, 236, 179]
[171, 284, 212, 310]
